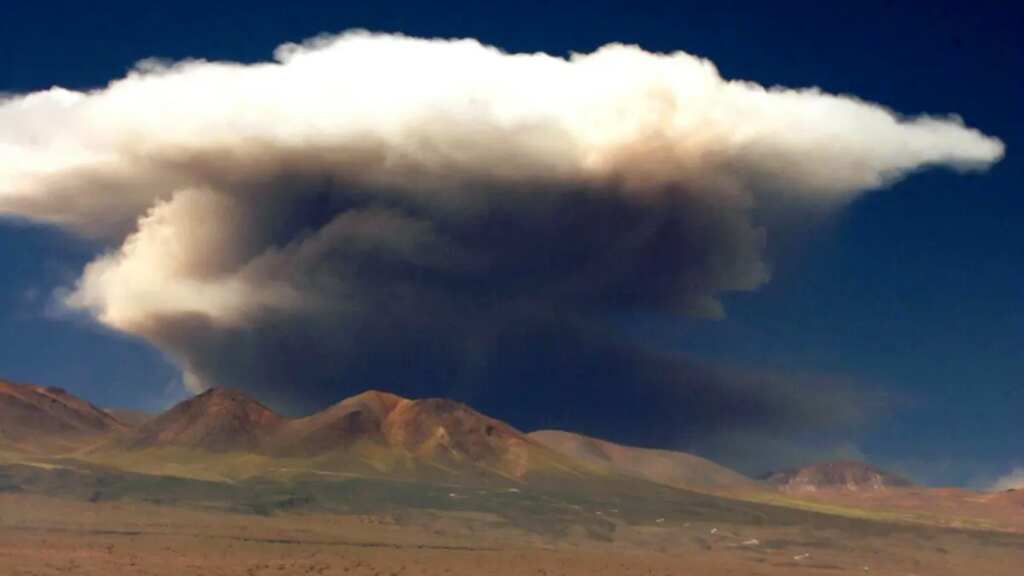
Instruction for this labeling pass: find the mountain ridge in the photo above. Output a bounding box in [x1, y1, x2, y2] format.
[0, 379, 914, 498]
[761, 460, 914, 492]
[115, 386, 585, 484]
[0, 379, 126, 450]
[3, 378, 1023, 534]
[528, 429, 757, 494]
[127, 388, 285, 452]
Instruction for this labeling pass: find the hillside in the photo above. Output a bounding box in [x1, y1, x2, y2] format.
[118, 388, 585, 483]
[0, 379, 126, 451]
[274, 390, 406, 453]
[529, 430, 757, 494]
[126, 388, 285, 452]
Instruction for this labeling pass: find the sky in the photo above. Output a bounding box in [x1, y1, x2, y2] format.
[0, 1, 1020, 487]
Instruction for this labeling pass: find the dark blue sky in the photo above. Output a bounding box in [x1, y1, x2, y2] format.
[0, 1, 1020, 485]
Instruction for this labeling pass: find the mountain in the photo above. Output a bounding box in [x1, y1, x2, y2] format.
[126, 388, 285, 452]
[379, 396, 546, 479]
[0, 379, 126, 451]
[762, 460, 913, 492]
[755, 471, 1024, 533]
[121, 388, 582, 482]
[275, 390, 406, 453]
[528, 430, 756, 494]
[279, 391, 584, 481]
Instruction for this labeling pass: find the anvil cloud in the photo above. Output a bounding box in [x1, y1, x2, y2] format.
[0, 31, 1004, 464]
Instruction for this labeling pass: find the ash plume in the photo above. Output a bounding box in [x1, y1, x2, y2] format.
[0, 31, 1004, 464]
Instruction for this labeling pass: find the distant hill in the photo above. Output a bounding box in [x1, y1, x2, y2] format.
[528, 430, 757, 494]
[761, 460, 913, 492]
[0, 379, 126, 451]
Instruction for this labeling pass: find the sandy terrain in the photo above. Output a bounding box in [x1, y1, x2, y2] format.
[763, 486, 1024, 534]
[1, 494, 1021, 576]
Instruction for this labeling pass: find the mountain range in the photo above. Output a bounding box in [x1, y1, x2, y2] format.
[1, 378, 1021, 533]
[113, 387, 579, 484]
[0, 379, 827, 495]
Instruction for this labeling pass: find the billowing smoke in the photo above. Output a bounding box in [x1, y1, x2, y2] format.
[991, 467, 1024, 491]
[0, 32, 1003, 464]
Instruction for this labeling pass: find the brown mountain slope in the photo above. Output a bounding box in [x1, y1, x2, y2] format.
[275, 390, 406, 453]
[528, 430, 757, 494]
[121, 388, 583, 482]
[0, 379, 126, 451]
[126, 388, 284, 452]
[762, 460, 913, 493]
[280, 391, 576, 480]
[381, 397, 540, 478]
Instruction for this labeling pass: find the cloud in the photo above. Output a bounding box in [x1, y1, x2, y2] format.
[991, 467, 1024, 491]
[0, 31, 1004, 461]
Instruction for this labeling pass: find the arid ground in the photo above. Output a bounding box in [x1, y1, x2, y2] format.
[2, 493, 1022, 576]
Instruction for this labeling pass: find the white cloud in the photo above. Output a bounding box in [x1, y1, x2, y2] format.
[0, 31, 1002, 231]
